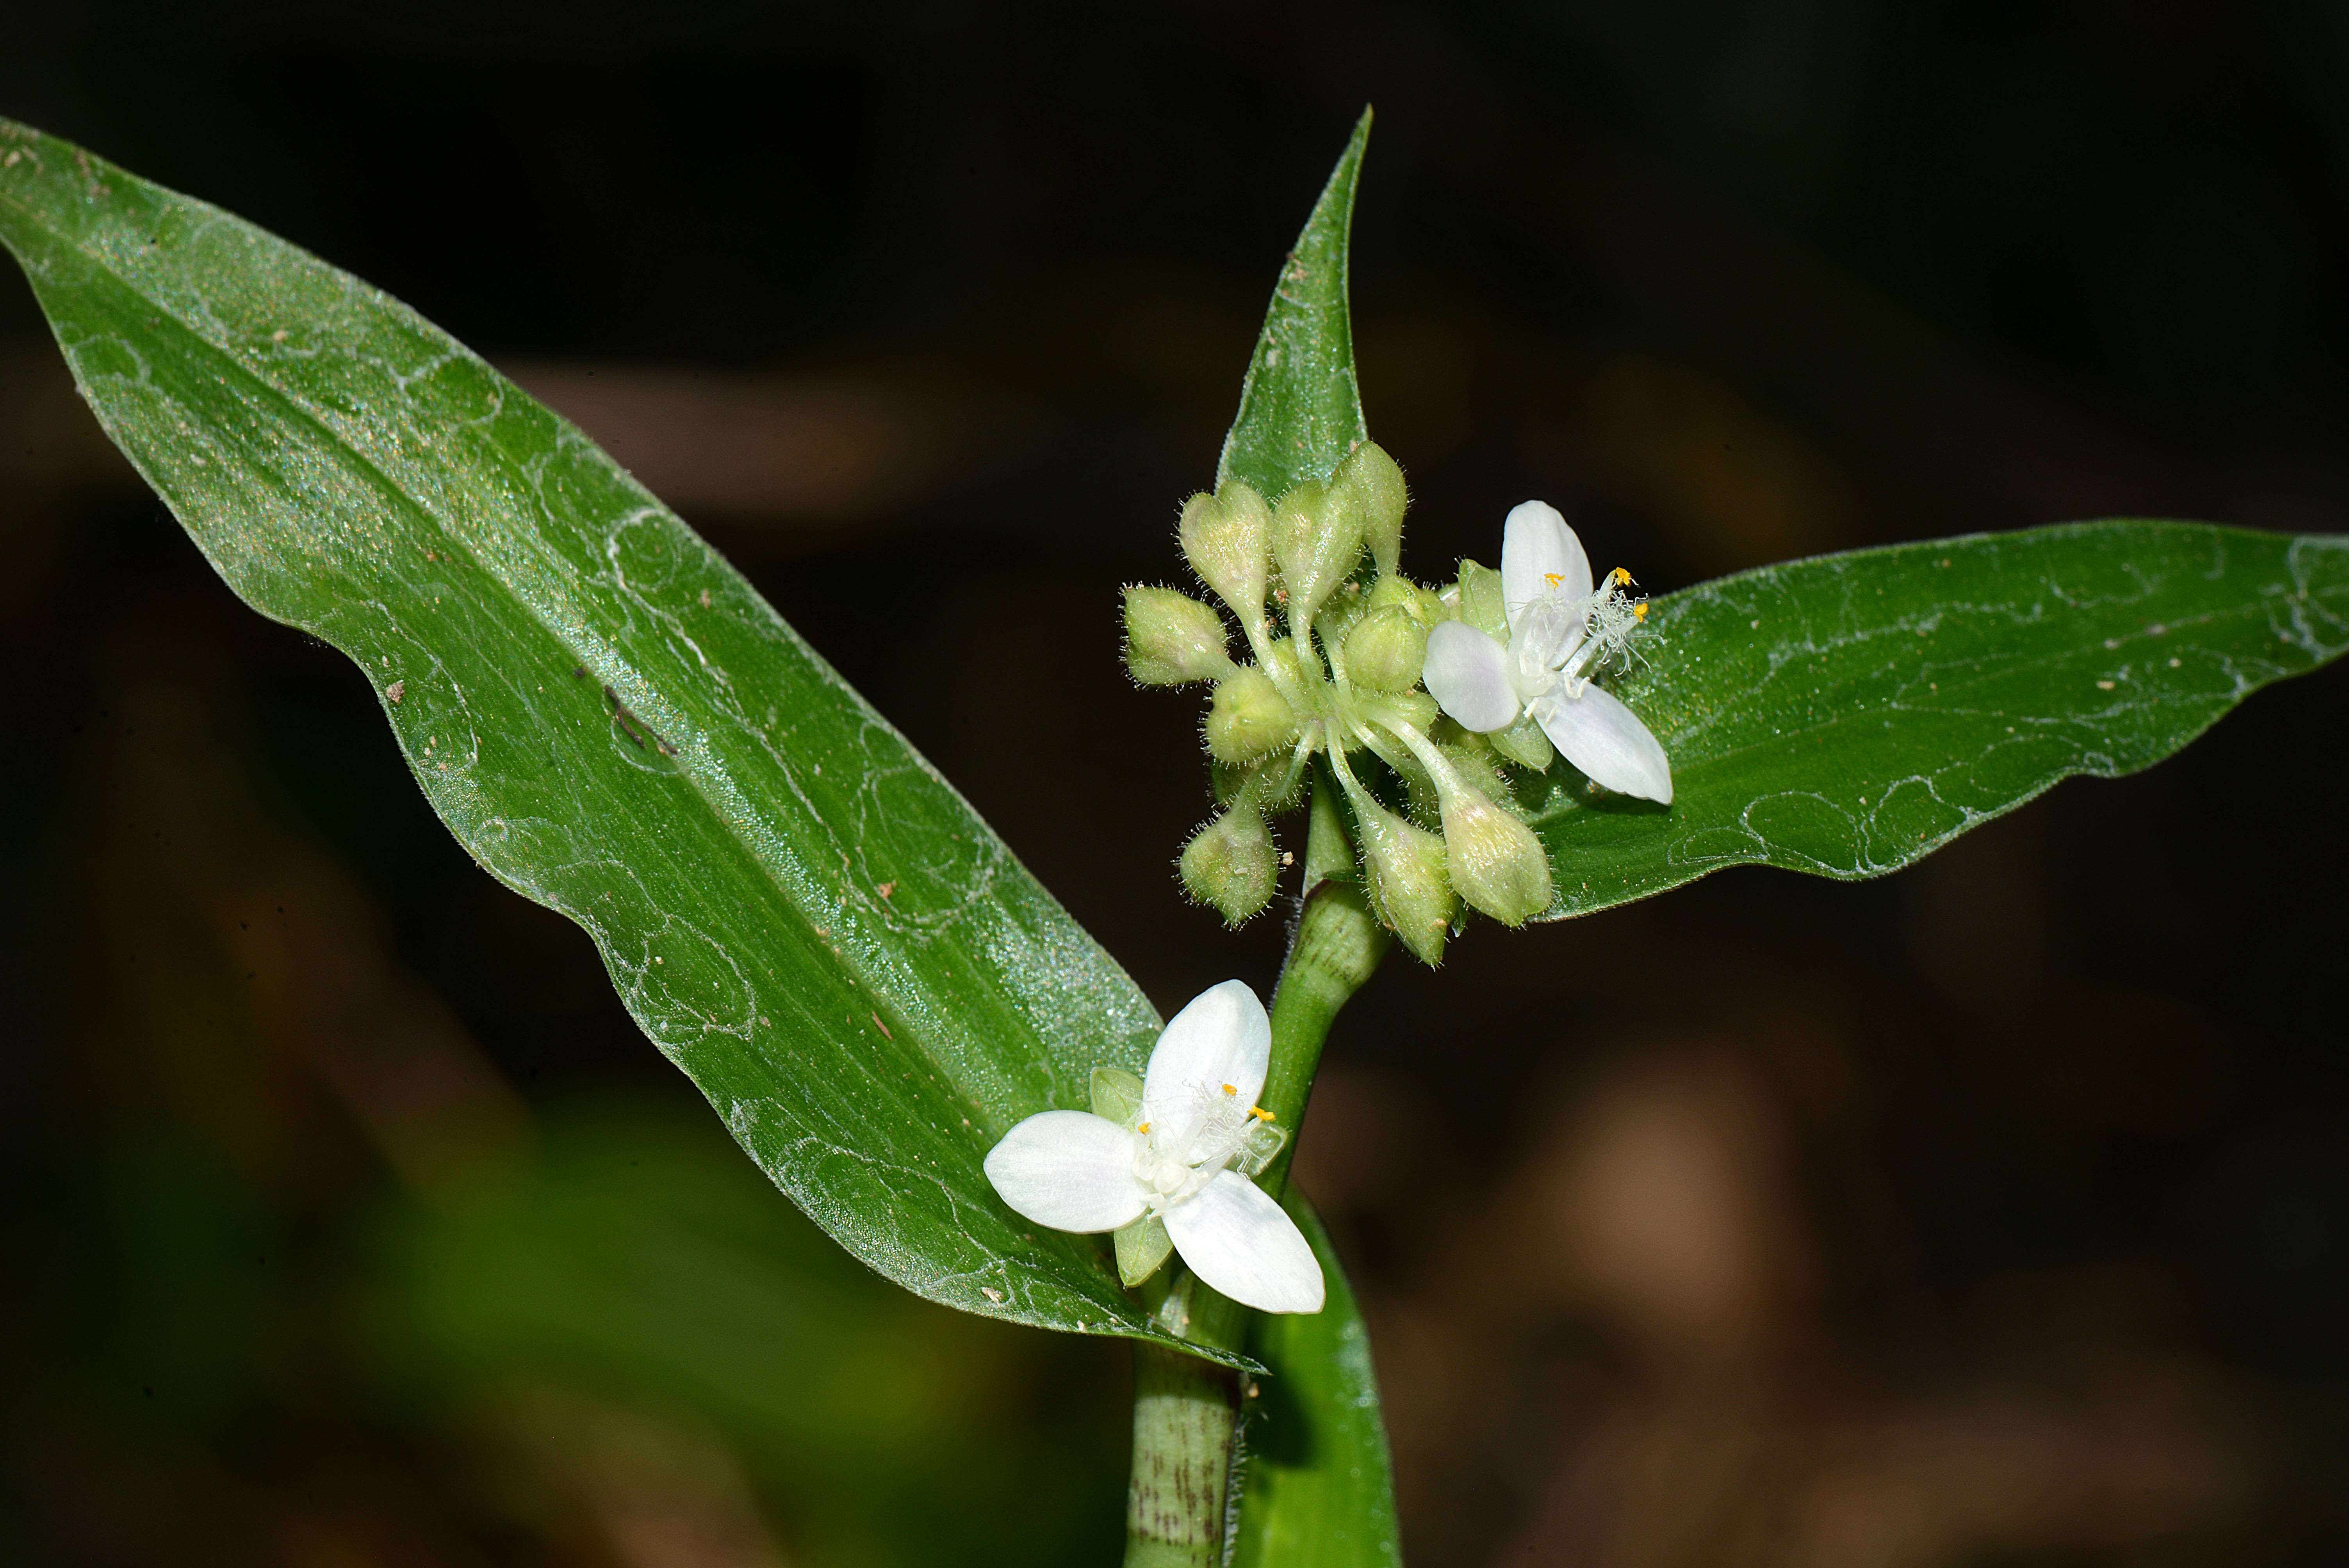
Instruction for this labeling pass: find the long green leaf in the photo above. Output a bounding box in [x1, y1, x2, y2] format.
[1533, 520, 2349, 915]
[0, 118, 1251, 1364]
[1215, 109, 1371, 501]
[1233, 1191, 1401, 1568]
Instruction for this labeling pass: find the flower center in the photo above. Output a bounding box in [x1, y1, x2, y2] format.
[1512, 572, 1646, 701]
[1130, 1083, 1272, 1212]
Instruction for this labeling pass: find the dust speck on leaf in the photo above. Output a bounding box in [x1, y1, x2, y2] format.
[871, 1012, 892, 1039]
[386, 679, 404, 704]
[877, 880, 896, 899]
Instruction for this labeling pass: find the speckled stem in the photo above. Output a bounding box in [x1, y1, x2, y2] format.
[1126, 1338, 1241, 1568]
[1122, 769, 1388, 1566]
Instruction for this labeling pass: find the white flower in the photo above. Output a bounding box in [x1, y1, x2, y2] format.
[1422, 501, 1674, 804]
[982, 980, 1325, 1314]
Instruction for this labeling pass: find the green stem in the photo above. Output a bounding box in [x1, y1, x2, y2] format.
[1123, 768, 1388, 1566]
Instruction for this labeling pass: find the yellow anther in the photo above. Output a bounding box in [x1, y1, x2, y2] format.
[1634, 602, 1649, 621]
[1137, 1121, 1151, 1134]
[1221, 1083, 1238, 1096]
[1249, 1107, 1276, 1122]
[1544, 572, 1565, 588]
[1611, 567, 1632, 586]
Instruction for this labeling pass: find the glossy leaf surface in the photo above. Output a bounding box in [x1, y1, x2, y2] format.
[0, 118, 1244, 1361]
[1529, 521, 2349, 916]
[1232, 1190, 1401, 1568]
[1215, 109, 1371, 502]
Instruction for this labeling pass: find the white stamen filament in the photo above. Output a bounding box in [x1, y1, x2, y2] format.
[1128, 1082, 1268, 1215]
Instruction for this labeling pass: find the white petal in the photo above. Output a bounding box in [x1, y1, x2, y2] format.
[1500, 501, 1590, 633]
[1142, 979, 1271, 1134]
[1422, 621, 1521, 732]
[1531, 684, 1674, 804]
[983, 1110, 1148, 1232]
[1164, 1171, 1325, 1313]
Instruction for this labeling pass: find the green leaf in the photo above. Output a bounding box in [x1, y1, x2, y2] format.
[1232, 1190, 1401, 1568]
[1215, 109, 1372, 503]
[0, 119, 1251, 1365]
[1531, 520, 2349, 916]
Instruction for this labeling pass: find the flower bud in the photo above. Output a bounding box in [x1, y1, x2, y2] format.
[1456, 559, 1508, 641]
[1343, 604, 1428, 692]
[1205, 664, 1299, 764]
[1271, 479, 1365, 627]
[1334, 440, 1408, 578]
[1179, 482, 1272, 620]
[1438, 782, 1553, 925]
[1179, 804, 1280, 925]
[1354, 800, 1455, 965]
[1123, 584, 1233, 685]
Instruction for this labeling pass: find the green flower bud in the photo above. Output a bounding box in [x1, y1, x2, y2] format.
[1179, 804, 1280, 925]
[1344, 604, 1428, 692]
[1334, 440, 1408, 578]
[1456, 558, 1508, 641]
[1362, 572, 1421, 615]
[1123, 584, 1233, 685]
[1205, 663, 1300, 764]
[1354, 800, 1455, 965]
[1179, 482, 1272, 620]
[1271, 478, 1365, 628]
[1438, 782, 1553, 925]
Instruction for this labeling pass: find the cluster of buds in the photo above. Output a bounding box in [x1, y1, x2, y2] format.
[1125, 441, 1622, 965]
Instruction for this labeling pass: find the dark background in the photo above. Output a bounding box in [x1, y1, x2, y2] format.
[4, 4, 2346, 1564]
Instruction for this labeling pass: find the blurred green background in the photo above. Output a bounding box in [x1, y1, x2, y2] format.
[3, 4, 2346, 1564]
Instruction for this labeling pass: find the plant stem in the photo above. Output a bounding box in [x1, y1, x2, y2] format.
[1126, 1338, 1241, 1568]
[1256, 880, 1387, 1201]
[1123, 770, 1389, 1566]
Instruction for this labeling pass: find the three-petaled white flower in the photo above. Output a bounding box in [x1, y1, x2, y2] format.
[1422, 501, 1674, 804]
[982, 979, 1325, 1314]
